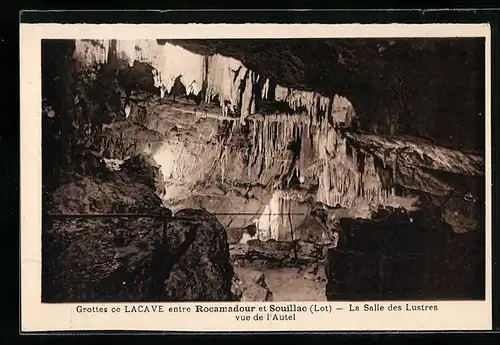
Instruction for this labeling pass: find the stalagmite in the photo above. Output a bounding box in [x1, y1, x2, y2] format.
[255, 191, 296, 241]
[124, 104, 131, 118]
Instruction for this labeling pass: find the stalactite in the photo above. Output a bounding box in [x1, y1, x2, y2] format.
[391, 151, 397, 181]
[73, 40, 266, 122]
[297, 95, 396, 209]
[157, 43, 205, 96]
[245, 112, 304, 186]
[73, 40, 357, 129]
[73, 40, 110, 66]
[205, 54, 245, 114]
[240, 70, 254, 124]
[261, 78, 270, 100]
[115, 40, 137, 67]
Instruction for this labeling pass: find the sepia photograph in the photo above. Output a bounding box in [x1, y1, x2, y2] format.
[39, 35, 487, 305]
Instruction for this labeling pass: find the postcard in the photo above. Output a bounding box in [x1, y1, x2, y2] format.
[20, 22, 492, 332]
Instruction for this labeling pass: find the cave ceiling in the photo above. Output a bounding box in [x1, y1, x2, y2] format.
[160, 38, 485, 152]
[162, 38, 483, 98]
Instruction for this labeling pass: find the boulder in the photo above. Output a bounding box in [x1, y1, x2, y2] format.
[44, 168, 233, 302]
[43, 216, 163, 302]
[442, 194, 483, 234]
[48, 152, 169, 215]
[296, 241, 324, 260]
[162, 209, 234, 301]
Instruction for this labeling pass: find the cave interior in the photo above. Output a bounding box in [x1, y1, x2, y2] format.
[41, 37, 486, 303]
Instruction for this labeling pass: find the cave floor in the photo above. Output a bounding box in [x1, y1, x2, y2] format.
[237, 266, 327, 302]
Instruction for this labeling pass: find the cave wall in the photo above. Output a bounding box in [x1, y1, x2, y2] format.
[43, 38, 486, 238]
[42, 40, 162, 190]
[42, 39, 76, 194]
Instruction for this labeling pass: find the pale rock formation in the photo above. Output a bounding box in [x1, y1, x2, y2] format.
[254, 190, 309, 241]
[102, 157, 126, 171]
[274, 84, 289, 101]
[124, 104, 131, 118]
[205, 54, 247, 118]
[73, 39, 110, 66]
[73, 40, 260, 123]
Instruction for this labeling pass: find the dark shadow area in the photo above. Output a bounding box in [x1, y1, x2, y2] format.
[327, 214, 485, 301]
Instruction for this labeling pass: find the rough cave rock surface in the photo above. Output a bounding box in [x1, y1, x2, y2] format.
[43, 161, 234, 302]
[47, 153, 167, 215]
[325, 216, 485, 300]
